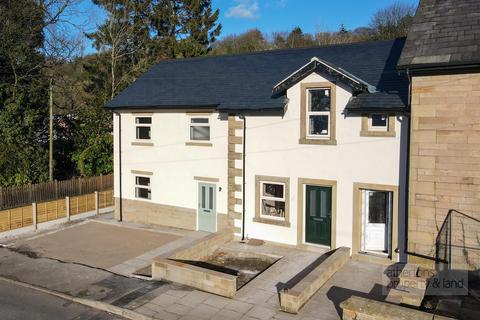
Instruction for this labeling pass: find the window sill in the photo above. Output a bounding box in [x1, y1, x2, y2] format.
[253, 217, 291, 227]
[360, 130, 396, 138]
[299, 137, 337, 145]
[132, 141, 154, 146]
[134, 197, 151, 202]
[185, 142, 213, 147]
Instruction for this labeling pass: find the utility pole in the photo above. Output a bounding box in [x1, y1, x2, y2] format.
[49, 77, 53, 181]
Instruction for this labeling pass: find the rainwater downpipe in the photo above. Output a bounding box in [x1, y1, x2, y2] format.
[403, 68, 412, 260]
[239, 114, 247, 241]
[113, 111, 123, 222]
[403, 69, 434, 262]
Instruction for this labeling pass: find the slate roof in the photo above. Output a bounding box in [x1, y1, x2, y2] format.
[344, 92, 407, 114]
[107, 38, 408, 112]
[398, 0, 480, 69]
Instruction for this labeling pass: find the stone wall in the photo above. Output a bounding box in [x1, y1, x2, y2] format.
[114, 198, 196, 230]
[408, 73, 480, 269]
[114, 198, 231, 232]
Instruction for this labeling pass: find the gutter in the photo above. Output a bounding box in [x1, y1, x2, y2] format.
[398, 62, 480, 74]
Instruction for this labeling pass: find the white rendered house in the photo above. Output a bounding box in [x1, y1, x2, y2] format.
[109, 39, 409, 263]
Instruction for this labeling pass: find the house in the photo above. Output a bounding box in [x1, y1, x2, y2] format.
[398, 0, 480, 269]
[108, 38, 409, 264]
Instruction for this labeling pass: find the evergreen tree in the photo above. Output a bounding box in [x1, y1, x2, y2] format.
[0, 0, 49, 186]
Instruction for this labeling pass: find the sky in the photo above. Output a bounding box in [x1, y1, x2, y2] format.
[76, 0, 419, 54]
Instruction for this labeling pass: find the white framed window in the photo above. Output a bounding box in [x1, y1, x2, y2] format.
[135, 117, 151, 140]
[189, 117, 210, 141]
[135, 176, 151, 200]
[307, 88, 331, 138]
[260, 181, 286, 220]
[368, 114, 388, 132]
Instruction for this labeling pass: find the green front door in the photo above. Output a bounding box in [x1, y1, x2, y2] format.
[198, 183, 216, 232]
[305, 185, 332, 246]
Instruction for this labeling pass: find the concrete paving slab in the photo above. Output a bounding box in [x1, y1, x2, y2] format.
[12, 221, 180, 269]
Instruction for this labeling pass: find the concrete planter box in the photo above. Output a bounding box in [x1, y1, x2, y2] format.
[152, 229, 237, 297]
[280, 247, 350, 314]
[340, 296, 451, 320]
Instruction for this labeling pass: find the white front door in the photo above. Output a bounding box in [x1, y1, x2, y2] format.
[362, 190, 392, 253]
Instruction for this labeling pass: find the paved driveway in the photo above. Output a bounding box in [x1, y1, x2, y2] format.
[11, 220, 180, 269]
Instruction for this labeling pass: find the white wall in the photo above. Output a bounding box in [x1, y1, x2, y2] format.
[113, 71, 404, 252]
[113, 111, 229, 218]
[243, 72, 403, 248]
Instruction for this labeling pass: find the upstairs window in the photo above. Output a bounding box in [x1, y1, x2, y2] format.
[369, 114, 388, 131]
[190, 118, 210, 141]
[135, 176, 151, 200]
[307, 88, 331, 138]
[136, 117, 151, 140]
[360, 114, 395, 137]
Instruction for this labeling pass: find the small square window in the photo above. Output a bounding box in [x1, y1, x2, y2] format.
[371, 114, 388, 128]
[135, 176, 151, 200]
[367, 114, 389, 132]
[190, 118, 210, 141]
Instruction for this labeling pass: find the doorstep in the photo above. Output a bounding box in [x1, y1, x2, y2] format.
[352, 252, 394, 266]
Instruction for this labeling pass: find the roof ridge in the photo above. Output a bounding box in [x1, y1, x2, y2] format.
[155, 37, 406, 65]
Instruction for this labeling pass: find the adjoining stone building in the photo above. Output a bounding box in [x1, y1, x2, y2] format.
[398, 0, 480, 269]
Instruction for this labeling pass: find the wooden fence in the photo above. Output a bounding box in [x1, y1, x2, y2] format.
[0, 190, 114, 232]
[0, 175, 113, 211]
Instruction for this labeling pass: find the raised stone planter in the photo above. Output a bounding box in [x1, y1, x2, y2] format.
[153, 257, 237, 297]
[279, 247, 350, 314]
[152, 229, 235, 296]
[340, 296, 454, 320]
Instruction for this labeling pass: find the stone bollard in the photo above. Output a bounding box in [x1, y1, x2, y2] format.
[95, 191, 99, 215]
[66, 196, 70, 221]
[32, 202, 37, 230]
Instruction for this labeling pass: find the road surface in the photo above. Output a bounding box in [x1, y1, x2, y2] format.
[0, 279, 124, 320]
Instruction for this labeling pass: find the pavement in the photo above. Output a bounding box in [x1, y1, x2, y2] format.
[0, 213, 395, 320]
[0, 278, 124, 320]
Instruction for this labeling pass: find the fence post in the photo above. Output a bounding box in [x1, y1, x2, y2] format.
[95, 191, 99, 215]
[66, 197, 70, 221]
[8, 209, 11, 231]
[32, 203, 37, 230]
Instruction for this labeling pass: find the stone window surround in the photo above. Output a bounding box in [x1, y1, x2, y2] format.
[360, 115, 396, 137]
[352, 182, 399, 262]
[299, 81, 337, 145]
[254, 175, 291, 227]
[297, 178, 337, 250]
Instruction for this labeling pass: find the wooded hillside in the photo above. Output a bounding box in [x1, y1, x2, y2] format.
[0, 0, 415, 187]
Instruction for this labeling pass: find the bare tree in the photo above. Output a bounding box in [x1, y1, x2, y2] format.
[370, 2, 416, 40]
[38, 0, 86, 181]
[88, 1, 148, 99]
